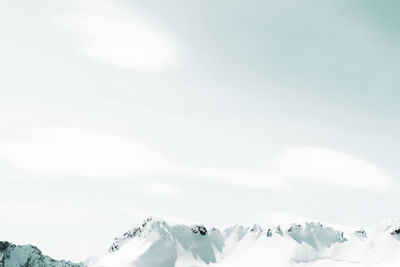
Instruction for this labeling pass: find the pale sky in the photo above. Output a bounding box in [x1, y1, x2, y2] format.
[1, 0, 400, 262]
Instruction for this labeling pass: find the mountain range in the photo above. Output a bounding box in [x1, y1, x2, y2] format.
[3, 217, 400, 267]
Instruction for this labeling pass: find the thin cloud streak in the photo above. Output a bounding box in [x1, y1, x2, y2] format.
[57, 0, 178, 70]
[0, 127, 393, 191]
[271, 147, 393, 190]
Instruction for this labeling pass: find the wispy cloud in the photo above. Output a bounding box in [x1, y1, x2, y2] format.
[0, 127, 393, 191]
[58, 0, 178, 70]
[186, 167, 288, 190]
[0, 127, 287, 190]
[0, 127, 175, 177]
[271, 147, 393, 190]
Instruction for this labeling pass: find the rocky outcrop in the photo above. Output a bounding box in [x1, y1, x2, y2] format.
[391, 228, 400, 236]
[191, 225, 208, 235]
[353, 229, 367, 239]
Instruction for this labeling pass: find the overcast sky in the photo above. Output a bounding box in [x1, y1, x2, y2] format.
[1, 0, 400, 261]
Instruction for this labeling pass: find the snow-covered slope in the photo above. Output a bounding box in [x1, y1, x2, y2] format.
[0, 241, 83, 267]
[91, 217, 400, 267]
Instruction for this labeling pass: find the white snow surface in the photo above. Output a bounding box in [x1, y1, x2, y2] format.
[90, 217, 400, 267]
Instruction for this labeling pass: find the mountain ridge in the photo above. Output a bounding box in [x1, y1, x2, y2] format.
[4, 217, 400, 267]
[0, 241, 83, 267]
[91, 217, 400, 267]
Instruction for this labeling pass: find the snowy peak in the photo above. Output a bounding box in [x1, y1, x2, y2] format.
[380, 219, 400, 237]
[0, 241, 83, 267]
[286, 222, 346, 248]
[108, 217, 216, 253]
[109, 217, 168, 252]
[97, 217, 224, 267]
[223, 221, 345, 246]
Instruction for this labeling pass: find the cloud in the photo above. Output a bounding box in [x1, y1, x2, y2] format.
[0, 127, 288, 190]
[0, 127, 392, 191]
[59, 1, 178, 70]
[271, 146, 392, 190]
[187, 167, 289, 190]
[0, 127, 175, 177]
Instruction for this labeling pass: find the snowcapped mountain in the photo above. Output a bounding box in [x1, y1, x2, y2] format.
[4, 218, 400, 267]
[90, 217, 400, 267]
[0, 241, 83, 267]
